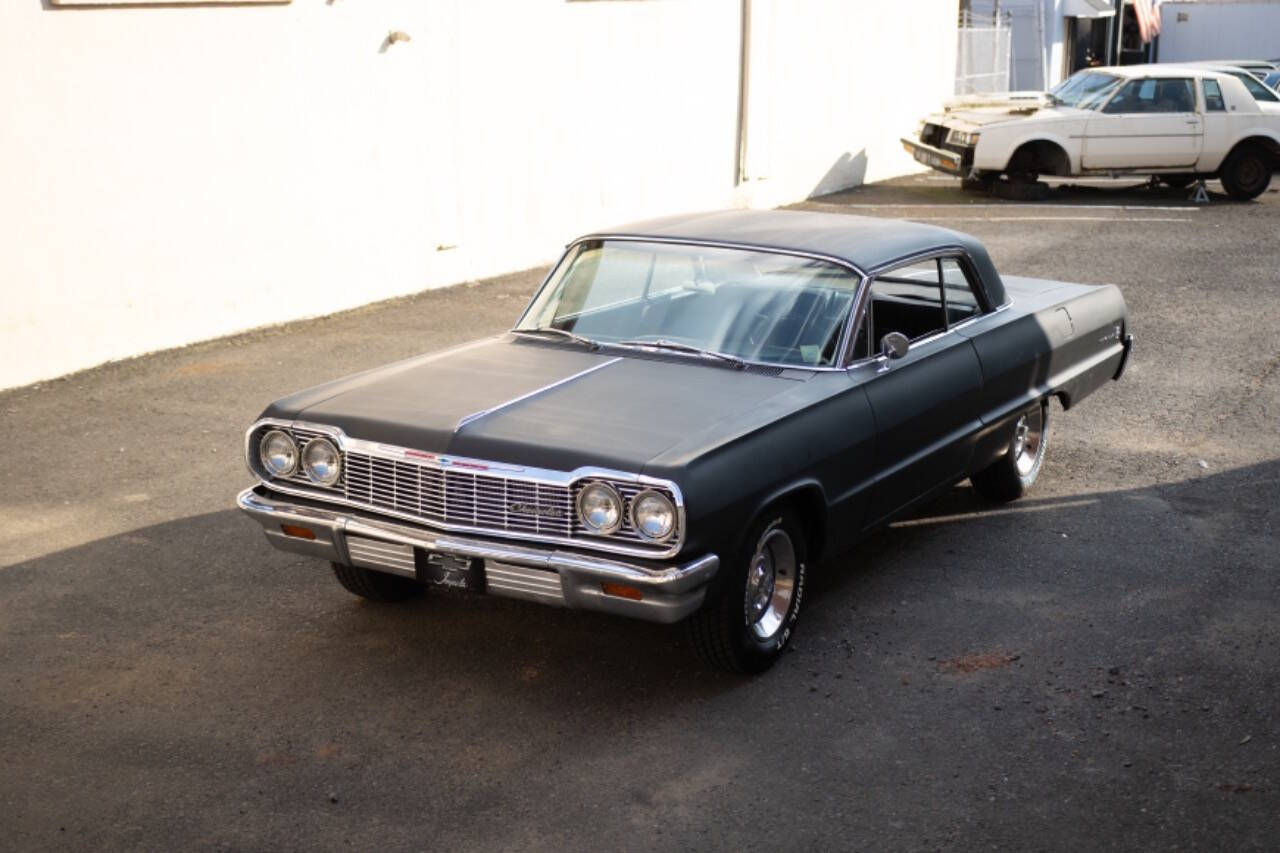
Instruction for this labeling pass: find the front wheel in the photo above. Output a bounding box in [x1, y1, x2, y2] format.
[970, 400, 1050, 503]
[686, 512, 807, 673]
[1220, 145, 1272, 201]
[331, 561, 424, 602]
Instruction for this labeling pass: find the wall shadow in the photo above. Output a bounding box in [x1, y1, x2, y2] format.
[808, 149, 868, 199]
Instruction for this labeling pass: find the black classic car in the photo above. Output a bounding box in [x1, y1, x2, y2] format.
[238, 210, 1131, 672]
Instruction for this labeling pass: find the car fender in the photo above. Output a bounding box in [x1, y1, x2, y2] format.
[1210, 124, 1280, 171]
[974, 122, 1084, 173]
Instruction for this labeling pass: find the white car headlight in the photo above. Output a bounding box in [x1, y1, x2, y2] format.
[631, 490, 676, 542]
[577, 482, 623, 534]
[302, 437, 342, 486]
[949, 129, 980, 146]
[259, 429, 298, 478]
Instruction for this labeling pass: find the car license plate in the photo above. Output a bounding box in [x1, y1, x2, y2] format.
[415, 549, 484, 590]
[903, 141, 961, 175]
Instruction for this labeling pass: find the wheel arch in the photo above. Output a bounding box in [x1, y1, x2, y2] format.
[1004, 137, 1074, 176]
[1221, 133, 1280, 170]
[749, 481, 828, 564]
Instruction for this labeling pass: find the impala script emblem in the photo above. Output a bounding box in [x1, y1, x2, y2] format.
[509, 502, 565, 519]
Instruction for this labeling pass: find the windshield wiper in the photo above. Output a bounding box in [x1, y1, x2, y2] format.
[615, 338, 747, 369]
[511, 327, 600, 350]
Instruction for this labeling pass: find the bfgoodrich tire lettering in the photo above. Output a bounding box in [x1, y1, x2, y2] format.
[686, 512, 807, 674]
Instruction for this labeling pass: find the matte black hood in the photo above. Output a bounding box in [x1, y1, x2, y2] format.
[263, 336, 809, 474]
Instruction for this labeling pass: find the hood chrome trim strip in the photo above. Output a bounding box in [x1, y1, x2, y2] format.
[454, 356, 623, 432]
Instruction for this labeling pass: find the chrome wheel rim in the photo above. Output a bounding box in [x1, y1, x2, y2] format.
[1012, 406, 1044, 476]
[744, 528, 796, 641]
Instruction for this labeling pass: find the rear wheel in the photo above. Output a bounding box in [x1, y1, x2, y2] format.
[971, 400, 1050, 503]
[686, 512, 807, 674]
[1220, 145, 1272, 201]
[331, 561, 423, 602]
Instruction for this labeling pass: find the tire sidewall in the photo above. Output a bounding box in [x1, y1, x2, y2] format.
[1225, 148, 1270, 200]
[731, 514, 807, 666]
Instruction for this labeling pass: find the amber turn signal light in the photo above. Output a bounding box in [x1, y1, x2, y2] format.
[600, 582, 643, 601]
[280, 524, 316, 540]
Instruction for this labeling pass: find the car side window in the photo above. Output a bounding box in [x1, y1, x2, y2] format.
[941, 258, 982, 324]
[1234, 71, 1280, 103]
[1104, 78, 1195, 113]
[869, 260, 946, 345]
[1203, 79, 1226, 112]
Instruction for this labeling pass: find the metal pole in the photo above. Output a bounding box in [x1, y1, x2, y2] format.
[734, 0, 751, 186]
[1115, 0, 1125, 65]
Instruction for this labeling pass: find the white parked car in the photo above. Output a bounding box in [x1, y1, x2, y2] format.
[903, 65, 1280, 200]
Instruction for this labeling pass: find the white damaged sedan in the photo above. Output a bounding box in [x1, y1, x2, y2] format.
[902, 65, 1280, 200]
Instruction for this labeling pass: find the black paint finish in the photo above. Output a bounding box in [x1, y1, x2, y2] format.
[254, 212, 1129, 569]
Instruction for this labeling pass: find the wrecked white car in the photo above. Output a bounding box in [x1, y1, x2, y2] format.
[903, 66, 1280, 200]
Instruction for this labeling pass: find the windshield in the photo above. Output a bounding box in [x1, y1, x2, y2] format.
[1048, 71, 1123, 109]
[515, 240, 860, 368]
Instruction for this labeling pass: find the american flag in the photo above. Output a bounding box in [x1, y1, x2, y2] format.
[1133, 0, 1163, 44]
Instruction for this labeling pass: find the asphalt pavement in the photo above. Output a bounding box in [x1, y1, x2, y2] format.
[2, 174, 1278, 851]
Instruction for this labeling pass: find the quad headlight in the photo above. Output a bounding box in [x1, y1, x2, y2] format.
[259, 429, 298, 478]
[577, 482, 623, 534]
[302, 437, 342, 486]
[948, 129, 980, 146]
[630, 489, 676, 542]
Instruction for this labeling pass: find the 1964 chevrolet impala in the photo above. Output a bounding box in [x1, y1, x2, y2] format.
[238, 210, 1131, 672]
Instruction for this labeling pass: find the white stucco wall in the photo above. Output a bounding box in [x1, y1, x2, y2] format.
[0, 0, 956, 391]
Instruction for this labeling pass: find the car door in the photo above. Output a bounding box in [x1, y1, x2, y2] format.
[1082, 77, 1203, 169]
[855, 257, 985, 528]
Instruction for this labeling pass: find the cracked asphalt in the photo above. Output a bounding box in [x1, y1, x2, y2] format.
[2, 174, 1278, 851]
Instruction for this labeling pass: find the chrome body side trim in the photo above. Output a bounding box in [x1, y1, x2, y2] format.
[237, 487, 715, 623]
[455, 357, 622, 431]
[244, 420, 687, 559]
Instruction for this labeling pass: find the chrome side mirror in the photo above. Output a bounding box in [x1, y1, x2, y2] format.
[880, 332, 909, 361]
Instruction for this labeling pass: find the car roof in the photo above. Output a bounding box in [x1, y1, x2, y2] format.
[1082, 64, 1233, 80]
[578, 208, 1008, 305]
[1179, 59, 1276, 69]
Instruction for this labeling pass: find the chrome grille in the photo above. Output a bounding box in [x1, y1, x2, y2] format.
[247, 421, 681, 557]
[342, 451, 574, 538]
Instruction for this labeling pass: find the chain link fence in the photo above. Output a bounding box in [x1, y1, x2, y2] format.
[956, 9, 1012, 94]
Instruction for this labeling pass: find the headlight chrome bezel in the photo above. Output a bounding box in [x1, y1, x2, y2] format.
[948, 128, 980, 146]
[259, 429, 299, 478]
[301, 437, 342, 487]
[576, 481, 625, 536]
[629, 489, 677, 543]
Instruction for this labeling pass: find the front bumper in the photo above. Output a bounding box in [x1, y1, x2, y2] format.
[901, 137, 967, 176]
[237, 486, 718, 624]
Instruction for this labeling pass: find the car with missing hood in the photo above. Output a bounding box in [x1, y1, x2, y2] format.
[237, 209, 1132, 672]
[903, 65, 1280, 200]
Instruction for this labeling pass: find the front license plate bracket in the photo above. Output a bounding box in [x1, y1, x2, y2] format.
[415, 549, 485, 592]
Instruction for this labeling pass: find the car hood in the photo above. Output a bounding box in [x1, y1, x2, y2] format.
[943, 90, 1048, 111]
[264, 335, 811, 475]
[932, 104, 1091, 129]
